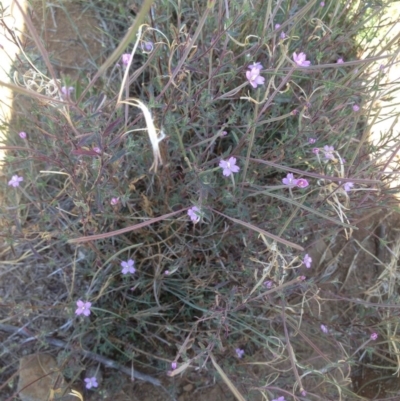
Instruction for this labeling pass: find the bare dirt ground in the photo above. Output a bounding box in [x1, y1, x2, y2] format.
[2, 2, 400, 401]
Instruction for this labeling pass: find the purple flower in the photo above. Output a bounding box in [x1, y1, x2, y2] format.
[19, 131, 27, 139]
[293, 52, 311, 67]
[272, 397, 286, 401]
[75, 300, 92, 316]
[188, 206, 201, 223]
[110, 197, 120, 206]
[323, 145, 335, 160]
[296, 178, 309, 188]
[320, 1, 325, 6]
[171, 362, 177, 370]
[370, 332, 378, 341]
[61, 86, 74, 97]
[264, 280, 273, 289]
[220, 130, 228, 137]
[121, 259, 136, 275]
[84, 376, 98, 389]
[308, 138, 316, 144]
[312, 147, 320, 154]
[343, 182, 354, 192]
[299, 275, 306, 281]
[93, 147, 101, 154]
[303, 254, 312, 268]
[275, 24, 281, 29]
[280, 32, 286, 39]
[121, 53, 132, 67]
[352, 104, 360, 112]
[282, 173, 298, 187]
[337, 58, 344, 64]
[246, 67, 265, 88]
[8, 175, 23, 187]
[248, 62, 263, 71]
[320, 324, 328, 334]
[291, 109, 298, 116]
[141, 41, 154, 53]
[219, 157, 240, 177]
[235, 348, 245, 358]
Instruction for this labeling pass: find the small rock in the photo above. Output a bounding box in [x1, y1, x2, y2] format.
[183, 383, 194, 392]
[17, 353, 76, 401]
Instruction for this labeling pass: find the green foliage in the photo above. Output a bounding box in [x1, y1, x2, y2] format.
[1, 0, 400, 399]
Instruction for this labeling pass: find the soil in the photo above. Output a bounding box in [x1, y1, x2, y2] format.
[2, 2, 400, 401]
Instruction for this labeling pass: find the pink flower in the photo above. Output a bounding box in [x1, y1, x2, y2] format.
[275, 24, 281, 29]
[352, 104, 360, 112]
[84, 377, 98, 389]
[303, 254, 312, 268]
[343, 182, 354, 192]
[188, 206, 201, 223]
[93, 147, 101, 154]
[8, 175, 23, 187]
[320, 324, 328, 334]
[282, 173, 298, 187]
[337, 58, 344, 64]
[323, 145, 335, 160]
[264, 280, 273, 289]
[296, 178, 309, 188]
[220, 130, 228, 137]
[370, 332, 378, 341]
[61, 86, 74, 97]
[75, 300, 92, 316]
[141, 41, 154, 53]
[308, 138, 316, 144]
[246, 67, 265, 88]
[235, 348, 245, 358]
[19, 131, 27, 139]
[320, 1, 325, 6]
[312, 147, 320, 154]
[299, 275, 306, 281]
[110, 197, 120, 206]
[248, 62, 263, 71]
[121, 259, 136, 275]
[293, 52, 311, 67]
[121, 53, 132, 67]
[219, 157, 240, 177]
[291, 109, 298, 116]
[272, 397, 286, 401]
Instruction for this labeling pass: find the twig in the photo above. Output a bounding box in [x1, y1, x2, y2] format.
[0, 323, 161, 387]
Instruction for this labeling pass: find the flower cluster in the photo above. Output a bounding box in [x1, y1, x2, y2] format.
[246, 62, 265, 88]
[282, 173, 309, 188]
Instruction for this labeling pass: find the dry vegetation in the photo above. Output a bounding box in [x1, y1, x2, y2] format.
[1, 1, 400, 400]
